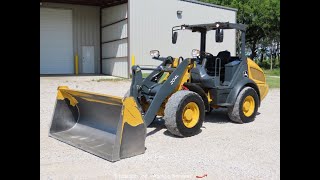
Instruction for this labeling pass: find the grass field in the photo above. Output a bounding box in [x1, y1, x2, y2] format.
[142, 73, 150, 78]
[263, 68, 280, 88]
[266, 76, 280, 88]
[263, 68, 280, 76]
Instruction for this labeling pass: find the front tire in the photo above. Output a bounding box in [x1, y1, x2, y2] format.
[164, 90, 205, 137]
[228, 87, 259, 123]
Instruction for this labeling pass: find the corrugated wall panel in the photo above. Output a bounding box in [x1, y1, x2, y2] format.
[102, 39, 128, 58]
[101, 3, 127, 26]
[102, 20, 127, 42]
[41, 2, 100, 73]
[102, 58, 128, 77]
[129, 0, 236, 67]
[101, 3, 128, 78]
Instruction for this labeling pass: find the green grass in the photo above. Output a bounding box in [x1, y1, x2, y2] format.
[129, 73, 151, 78]
[142, 73, 150, 78]
[266, 76, 280, 88]
[263, 68, 280, 88]
[263, 68, 280, 76]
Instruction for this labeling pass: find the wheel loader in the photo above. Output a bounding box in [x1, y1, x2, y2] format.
[49, 22, 269, 162]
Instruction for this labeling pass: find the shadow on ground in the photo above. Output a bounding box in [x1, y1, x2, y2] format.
[147, 108, 239, 137]
[163, 129, 203, 138]
[147, 125, 165, 137]
[204, 108, 231, 124]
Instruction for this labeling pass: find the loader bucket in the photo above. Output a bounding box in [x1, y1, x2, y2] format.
[49, 86, 146, 162]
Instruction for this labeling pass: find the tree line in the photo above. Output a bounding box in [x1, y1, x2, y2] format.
[200, 0, 280, 69]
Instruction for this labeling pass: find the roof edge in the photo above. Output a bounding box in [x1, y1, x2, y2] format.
[180, 0, 238, 12]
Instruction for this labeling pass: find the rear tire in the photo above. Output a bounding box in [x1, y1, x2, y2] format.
[228, 87, 259, 123]
[164, 90, 205, 137]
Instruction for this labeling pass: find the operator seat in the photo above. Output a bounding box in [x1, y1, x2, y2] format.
[216, 50, 231, 82]
[204, 53, 215, 76]
[204, 51, 231, 80]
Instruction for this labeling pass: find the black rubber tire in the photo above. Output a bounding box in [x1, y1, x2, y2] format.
[227, 87, 259, 123]
[164, 90, 205, 137]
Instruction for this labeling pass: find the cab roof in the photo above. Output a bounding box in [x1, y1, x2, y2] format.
[177, 22, 246, 32]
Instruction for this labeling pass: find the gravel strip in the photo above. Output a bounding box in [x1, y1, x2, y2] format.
[40, 77, 280, 180]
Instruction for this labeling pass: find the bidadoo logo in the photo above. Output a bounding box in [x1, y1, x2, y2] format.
[170, 75, 179, 85]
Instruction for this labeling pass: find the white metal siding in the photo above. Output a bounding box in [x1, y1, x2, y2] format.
[102, 39, 127, 58]
[101, 3, 127, 26]
[40, 8, 73, 74]
[101, 3, 128, 78]
[41, 3, 100, 73]
[102, 57, 128, 78]
[102, 20, 128, 42]
[129, 0, 236, 67]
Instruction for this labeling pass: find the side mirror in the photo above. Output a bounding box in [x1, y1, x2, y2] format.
[215, 28, 224, 43]
[150, 50, 160, 59]
[172, 32, 178, 44]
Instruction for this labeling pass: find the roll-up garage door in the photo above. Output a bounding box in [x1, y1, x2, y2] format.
[40, 8, 73, 74]
[101, 3, 128, 78]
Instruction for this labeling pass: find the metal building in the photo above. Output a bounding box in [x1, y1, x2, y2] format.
[40, 0, 237, 78]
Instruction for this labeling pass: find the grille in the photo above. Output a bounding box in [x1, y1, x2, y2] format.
[250, 68, 265, 82]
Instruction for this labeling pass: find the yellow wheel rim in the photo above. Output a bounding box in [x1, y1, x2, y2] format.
[182, 102, 200, 128]
[242, 95, 255, 117]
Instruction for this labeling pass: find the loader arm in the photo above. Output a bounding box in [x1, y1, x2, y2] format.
[130, 58, 191, 126]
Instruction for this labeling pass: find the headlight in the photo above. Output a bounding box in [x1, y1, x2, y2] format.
[191, 49, 200, 57]
[150, 50, 160, 58]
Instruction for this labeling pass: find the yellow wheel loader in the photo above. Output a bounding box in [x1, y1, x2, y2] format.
[49, 22, 269, 162]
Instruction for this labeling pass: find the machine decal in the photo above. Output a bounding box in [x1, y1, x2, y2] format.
[170, 75, 179, 85]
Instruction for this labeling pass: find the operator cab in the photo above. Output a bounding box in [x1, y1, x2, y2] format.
[192, 50, 241, 87]
[172, 22, 246, 88]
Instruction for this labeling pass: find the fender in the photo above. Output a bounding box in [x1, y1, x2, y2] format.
[183, 82, 210, 112]
[226, 78, 261, 107]
[142, 59, 190, 126]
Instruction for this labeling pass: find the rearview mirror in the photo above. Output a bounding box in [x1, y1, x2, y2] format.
[215, 28, 224, 43]
[172, 32, 178, 44]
